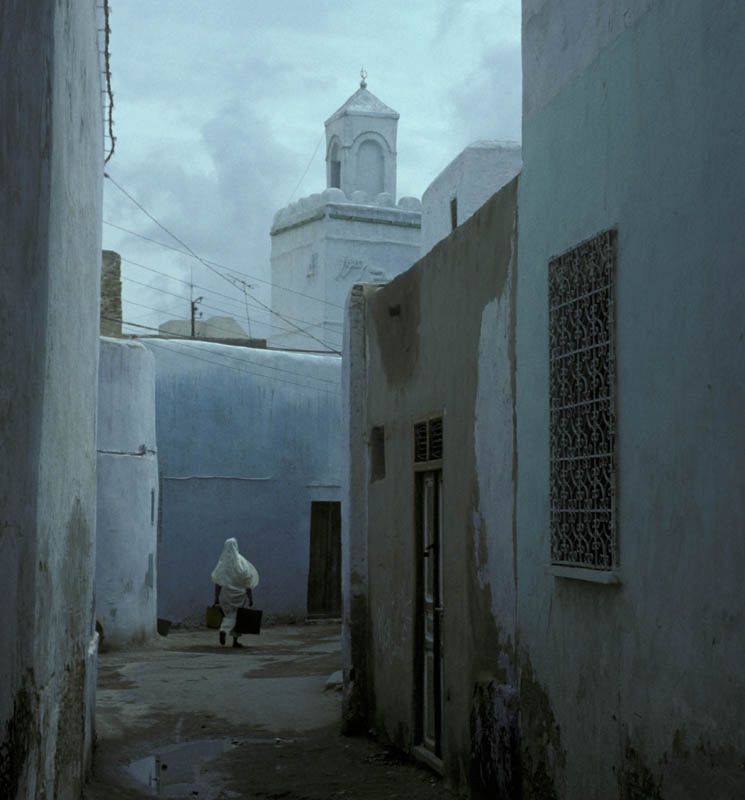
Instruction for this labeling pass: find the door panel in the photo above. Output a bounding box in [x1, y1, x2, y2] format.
[419, 472, 442, 757]
[307, 501, 341, 618]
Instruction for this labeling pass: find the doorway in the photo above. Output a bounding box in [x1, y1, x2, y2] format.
[416, 470, 443, 763]
[306, 501, 341, 618]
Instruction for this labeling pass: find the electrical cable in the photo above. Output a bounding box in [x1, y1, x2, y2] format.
[102, 316, 341, 395]
[102, 222, 345, 310]
[120, 271, 342, 345]
[104, 174, 342, 354]
[287, 130, 325, 205]
[112, 304, 341, 387]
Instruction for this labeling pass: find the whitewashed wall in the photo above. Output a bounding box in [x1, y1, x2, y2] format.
[96, 338, 158, 647]
[0, 2, 103, 796]
[269, 192, 421, 351]
[420, 141, 521, 257]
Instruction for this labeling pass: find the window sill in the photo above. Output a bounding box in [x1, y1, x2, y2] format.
[546, 564, 622, 585]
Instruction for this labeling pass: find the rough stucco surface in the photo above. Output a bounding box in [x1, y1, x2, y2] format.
[269, 202, 420, 351]
[141, 340, 341, 625]
[347, 180, 518, 793]
[340, 284, 378, 731]
[522, 0, 654, 117]
[0, 1, 103, 796]
[96, 338, 159, 647]
[517, 1, 745, 797]
[421, 141, 522, 258]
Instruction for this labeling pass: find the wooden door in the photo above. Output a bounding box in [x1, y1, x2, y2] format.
[307, 501, 342, 618]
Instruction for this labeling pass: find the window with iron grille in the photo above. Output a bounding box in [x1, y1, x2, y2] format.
[548, 229, 617, 570]
[414, 416, 443, 465]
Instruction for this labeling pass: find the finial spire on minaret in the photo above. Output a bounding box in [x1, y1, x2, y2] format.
[360, 66, 368, 89]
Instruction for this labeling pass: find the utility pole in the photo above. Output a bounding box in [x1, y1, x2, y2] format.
[190, 296, 203, 338]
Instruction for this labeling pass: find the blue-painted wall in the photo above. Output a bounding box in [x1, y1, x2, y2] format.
[516, 1, 745, 796]
[142, 339, 342, 624]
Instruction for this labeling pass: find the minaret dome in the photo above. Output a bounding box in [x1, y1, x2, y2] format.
[324, 75, 399, 201]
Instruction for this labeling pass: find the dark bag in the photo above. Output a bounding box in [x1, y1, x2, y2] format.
[234, 606, 262, 635]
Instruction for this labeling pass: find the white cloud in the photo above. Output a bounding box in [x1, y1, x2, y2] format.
[103, 0, 522, 339]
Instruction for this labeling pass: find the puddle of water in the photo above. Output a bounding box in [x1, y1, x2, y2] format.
[125, 737, 278, 796]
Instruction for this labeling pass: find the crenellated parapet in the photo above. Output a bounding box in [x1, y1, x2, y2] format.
[271, 188, 422, 237]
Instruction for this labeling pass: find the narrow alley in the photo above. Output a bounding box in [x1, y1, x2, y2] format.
[84, 622, 459, 799]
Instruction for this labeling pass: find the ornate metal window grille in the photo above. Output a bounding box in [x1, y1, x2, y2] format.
[414, 417, 443, 464]
[548, 229, 617, 570]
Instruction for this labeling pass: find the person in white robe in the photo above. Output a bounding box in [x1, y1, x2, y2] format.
[211, 537, 259, 648]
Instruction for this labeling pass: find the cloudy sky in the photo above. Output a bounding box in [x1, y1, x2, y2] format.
[102, 0, 522, 344]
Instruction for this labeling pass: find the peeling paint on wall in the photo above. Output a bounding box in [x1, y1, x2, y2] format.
[470, 679, 520, 799]
[519, 658, 566, 799]
[53, 659, 86, 799]
[0, 681, 38, 799]
[370, 270, 421, 387]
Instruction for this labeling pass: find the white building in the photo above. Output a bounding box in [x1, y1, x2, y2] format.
[96, 338, 159, 648]
[269, 78, 422, 351]
[420, 140, 521, 257]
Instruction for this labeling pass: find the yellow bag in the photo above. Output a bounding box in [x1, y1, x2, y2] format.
[205, 604, 223, 628]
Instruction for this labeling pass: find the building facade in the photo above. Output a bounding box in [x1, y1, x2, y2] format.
[269, 80, 422, 351]
[141, 339, 342, 625]
[342, 181, 520, 795]
[420, 140, 521, 258]
[515, 0, 745, 796]
[343, 3, 745, 797]
[0, 2, 104, 796]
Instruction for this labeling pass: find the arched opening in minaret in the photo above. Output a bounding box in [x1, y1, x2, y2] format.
[356, 139, 384, 197]
[329, 142, 341, 188]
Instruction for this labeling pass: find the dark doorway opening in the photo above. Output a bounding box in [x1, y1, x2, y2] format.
[307, 501, 342, 619]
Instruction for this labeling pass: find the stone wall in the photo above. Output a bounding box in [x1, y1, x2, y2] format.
[100, 250, 122, 337]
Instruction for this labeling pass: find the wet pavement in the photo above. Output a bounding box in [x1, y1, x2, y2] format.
[84, 622, 460, 799]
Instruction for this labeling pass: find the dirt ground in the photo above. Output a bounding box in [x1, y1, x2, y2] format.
[84, 622, 460, 799]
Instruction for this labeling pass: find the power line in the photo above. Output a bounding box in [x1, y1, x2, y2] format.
[114, 302, 340, 386]
[102, 220, 345, 310]
[102, 316, 341, 395]
[119, 268, 342, 345]
[104, 174, 342, 354]
[287, 130, 325, 205]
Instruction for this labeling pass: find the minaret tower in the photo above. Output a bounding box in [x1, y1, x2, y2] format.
[269, 73, 421, 351]
[324, 69, 399, 201]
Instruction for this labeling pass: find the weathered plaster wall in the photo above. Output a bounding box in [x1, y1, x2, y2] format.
[341, 284, 378, 731]
[421, 141, 522, 257]
[96, 338, 158, 647]
[269, 192, 421, 351]
[0, 1, 103, 796]
[522, 0, 653, 118]
[141, 340, 342, 625]
[517, 1, 745, 796]
[344, 181, 519, 794]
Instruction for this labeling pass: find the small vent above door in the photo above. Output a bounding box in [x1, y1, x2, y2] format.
[414, 416, 444, 464]
[428, 418, 443, 461]
[414, 422, 429, 463]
